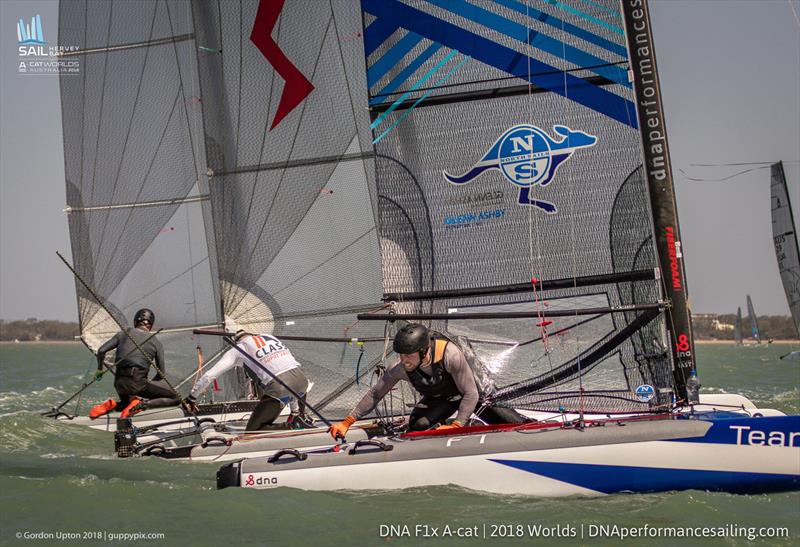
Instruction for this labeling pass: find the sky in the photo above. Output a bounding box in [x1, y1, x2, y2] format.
[0, 0, 798, 322]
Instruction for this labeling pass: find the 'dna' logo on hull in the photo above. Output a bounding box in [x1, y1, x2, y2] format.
[443, 124, 597, 214]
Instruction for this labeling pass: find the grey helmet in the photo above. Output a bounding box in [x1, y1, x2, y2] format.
[133, 308, 155, 328]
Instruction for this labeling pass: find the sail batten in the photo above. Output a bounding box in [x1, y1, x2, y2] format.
[64, 194, 208, 213]
[59, 33, 195, 57]
[369, 73, 621, 113]
[383, 269, 656, 302]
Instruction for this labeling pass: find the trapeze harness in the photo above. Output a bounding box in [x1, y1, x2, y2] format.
[406, 338, 461, 401]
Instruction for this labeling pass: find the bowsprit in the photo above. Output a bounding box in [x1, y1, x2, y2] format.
[443, 124, 597, 213]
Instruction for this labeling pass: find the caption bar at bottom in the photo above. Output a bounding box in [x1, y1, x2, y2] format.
[378, 523, 791, 541]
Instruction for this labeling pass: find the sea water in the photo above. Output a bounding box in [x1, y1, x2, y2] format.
[0, 342, 798, 546]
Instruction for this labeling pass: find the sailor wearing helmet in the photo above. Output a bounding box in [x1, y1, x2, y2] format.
[89, 308, 181, 419]
[329, 323, 521, 440]
[186, 330, 312, 431]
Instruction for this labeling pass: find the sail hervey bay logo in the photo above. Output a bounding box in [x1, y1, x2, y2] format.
[444, 124, 596, 214]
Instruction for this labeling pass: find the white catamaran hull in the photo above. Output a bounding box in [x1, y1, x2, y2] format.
[129, 393, 785, 461]
[218, 415, 800, 496]
[55, 400, 260, 432]
[141, 426, 371, 462]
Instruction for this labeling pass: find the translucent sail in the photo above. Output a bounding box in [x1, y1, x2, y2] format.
[771, 162, 800, 337]
[360, 0, 677, 412]
[191, 1, 386, 415]
[59, 0, 224, 388]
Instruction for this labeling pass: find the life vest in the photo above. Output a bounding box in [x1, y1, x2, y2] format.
[407, 338, 461, 399]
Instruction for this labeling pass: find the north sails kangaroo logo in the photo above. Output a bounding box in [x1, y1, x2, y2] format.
[444, 125, 597, 214]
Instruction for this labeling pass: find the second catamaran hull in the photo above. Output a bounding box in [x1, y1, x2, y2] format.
[218, 415, 800, 496]
[55, 400, 259, 432]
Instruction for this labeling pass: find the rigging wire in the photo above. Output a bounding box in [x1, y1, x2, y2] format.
[562, 3, 578, 413]
[690, 161, 800, 166]
[679, 165, 770, 182]
[680, 161, 800, 182]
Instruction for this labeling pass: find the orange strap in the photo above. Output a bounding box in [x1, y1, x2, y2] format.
[433, 339, 448, 363]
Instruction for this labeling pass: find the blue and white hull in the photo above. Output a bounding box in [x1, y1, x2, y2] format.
[218, 414, 800, 496]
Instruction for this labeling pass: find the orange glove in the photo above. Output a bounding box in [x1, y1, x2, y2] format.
[328, 415, 356, 440]
[435, 420, 462, 431]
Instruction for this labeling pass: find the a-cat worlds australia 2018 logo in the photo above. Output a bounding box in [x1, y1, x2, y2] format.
[443, 124, 597, 214]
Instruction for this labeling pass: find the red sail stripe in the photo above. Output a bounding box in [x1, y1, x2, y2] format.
[250, 0, 314, 130]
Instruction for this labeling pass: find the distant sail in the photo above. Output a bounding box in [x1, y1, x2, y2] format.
[770, 162, 800, 337]
[734, 307, 743, 346]
[746, 295, 760, 343]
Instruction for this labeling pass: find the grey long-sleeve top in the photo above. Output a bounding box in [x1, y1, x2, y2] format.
[351, 342, 479, 424]
[96, 327, 164, 379]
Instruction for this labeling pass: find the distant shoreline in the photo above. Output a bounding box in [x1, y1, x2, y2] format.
[0, 340, 81, 345]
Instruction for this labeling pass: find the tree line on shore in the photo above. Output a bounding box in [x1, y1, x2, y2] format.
[1, 315, 798, 342]
[692, 314, 798, 341]
[0, 319, 79, 341]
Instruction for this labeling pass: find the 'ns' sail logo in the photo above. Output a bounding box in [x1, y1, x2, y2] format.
[443, 125, 597, 214]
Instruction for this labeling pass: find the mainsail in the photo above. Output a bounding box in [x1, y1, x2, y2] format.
[746, 294, 761, 343]
[357, 0, 694, 411]
[191, 0, 388, 416]
[59, 0, 392, 412]
[58, 0, 241, 398]
[771, 161, 800, 337]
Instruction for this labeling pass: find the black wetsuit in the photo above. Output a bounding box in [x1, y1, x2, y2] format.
[96, 327, 180, 409]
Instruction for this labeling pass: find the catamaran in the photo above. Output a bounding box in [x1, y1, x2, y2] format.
[49, 0, 395, 434]
[51, 0, 799, 496]
[212, 0, 797, 494]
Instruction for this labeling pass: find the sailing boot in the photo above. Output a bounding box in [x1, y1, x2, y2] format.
[288, 412, 315, 429]
[89, 399, 118, 420]
[120, 397, 146, 418]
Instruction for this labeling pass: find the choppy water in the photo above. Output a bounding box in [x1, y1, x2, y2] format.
[0, 342, 798, 546]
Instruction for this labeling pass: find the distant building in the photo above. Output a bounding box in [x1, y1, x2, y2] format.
[711, 319, 734, 331]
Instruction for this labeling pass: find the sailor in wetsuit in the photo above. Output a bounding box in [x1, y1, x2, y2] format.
[89, 308, 181, 419]
[329, 323, 488, 439]
[186, 330, 311, 431]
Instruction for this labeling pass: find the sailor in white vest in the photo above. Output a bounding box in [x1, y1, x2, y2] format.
[187, 330, 311, 430]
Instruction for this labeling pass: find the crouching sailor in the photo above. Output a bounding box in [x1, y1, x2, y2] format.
[89, 308, 181, 419]
[329, 323, 522, 440]
[186, 330, 312, 431]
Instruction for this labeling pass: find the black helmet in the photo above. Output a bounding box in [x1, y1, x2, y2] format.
[393, 323, 430, 355]
[133, 308, 155, 327]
